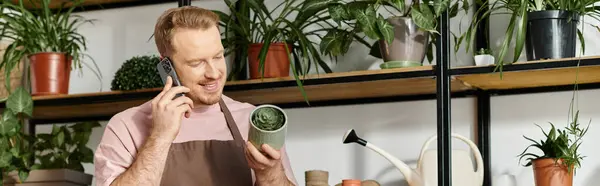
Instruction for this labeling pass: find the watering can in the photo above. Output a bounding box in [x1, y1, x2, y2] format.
[342, 129, 484, 186]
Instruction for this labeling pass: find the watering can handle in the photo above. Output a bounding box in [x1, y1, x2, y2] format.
[416, 133, 484, 185]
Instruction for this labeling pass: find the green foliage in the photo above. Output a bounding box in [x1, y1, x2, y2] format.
[32, 121, 101, 172]
[252, 107, 286, 131]
[111, 55, 163, 91]
[0, 86, 34, 185]
[476, 48, 492, 55]
[214, 0, 368, 105]
[331, 0, 469, 62]
[457, 0, 600, 76]
[0, 0, 102, 93]
[517, 110, 590, 173]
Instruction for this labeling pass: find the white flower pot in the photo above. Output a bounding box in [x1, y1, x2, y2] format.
[474, 54, 495, 66]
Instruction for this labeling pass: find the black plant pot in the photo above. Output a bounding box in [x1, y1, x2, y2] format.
[526, 10, 579, 61]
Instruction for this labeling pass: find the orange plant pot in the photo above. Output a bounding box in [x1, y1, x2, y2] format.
[532, 158, 574, 186]
[29, 52, 72, 96]
[248, 43, 291, 79]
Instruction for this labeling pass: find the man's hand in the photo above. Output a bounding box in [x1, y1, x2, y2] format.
[245, 142, 294, 186]
[150, 76, 194, 142]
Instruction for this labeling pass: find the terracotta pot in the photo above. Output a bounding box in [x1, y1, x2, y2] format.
[248, 43, 291, 79]
[29, 52, 72, 96]
[532, 158, 574, 186]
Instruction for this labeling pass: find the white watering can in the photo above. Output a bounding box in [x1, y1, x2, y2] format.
[342, 129, 484, 186]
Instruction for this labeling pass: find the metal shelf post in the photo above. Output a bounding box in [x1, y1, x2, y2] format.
[477, 91, 491, 186]
[436, 8, 452, 186]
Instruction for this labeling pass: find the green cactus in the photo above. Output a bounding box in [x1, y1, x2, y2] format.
[252, 107, 285, 131]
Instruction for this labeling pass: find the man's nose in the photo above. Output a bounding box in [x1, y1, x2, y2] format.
[204, 61, 220, 79]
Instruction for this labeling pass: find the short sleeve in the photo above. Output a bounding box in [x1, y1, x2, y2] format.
[94, 116, 136, 186]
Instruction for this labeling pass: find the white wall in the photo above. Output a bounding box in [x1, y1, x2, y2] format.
[33, 0, 600, 186]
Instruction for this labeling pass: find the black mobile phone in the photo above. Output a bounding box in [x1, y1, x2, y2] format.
[157, 57, 184, 98]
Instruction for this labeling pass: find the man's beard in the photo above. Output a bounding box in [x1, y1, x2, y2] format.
[193, 91, 221, 105]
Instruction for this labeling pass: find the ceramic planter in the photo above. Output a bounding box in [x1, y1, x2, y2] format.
[28, 52, 72, 96]
[3, 169, 93, 186]
[474, 54, 495, 66]
[532, 158, 574, 186]
[378, 16, 429, 69]
[248, 104, 288, 151]
[248, 43, 291, 79]
[525, 10, 579, 60]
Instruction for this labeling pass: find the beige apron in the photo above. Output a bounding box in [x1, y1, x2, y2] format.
[160, 98, 253, 185]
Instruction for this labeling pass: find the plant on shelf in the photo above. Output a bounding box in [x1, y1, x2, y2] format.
[0, 86, 35, 185]
[111, 55, 163, 91]
[248, 105, 288, 151]
[0, 0, 102, 96]
[457, 0, 600, 73]
[214, 0, 365, 104]
[328, 0, 469, 69]
[517, 110, 590, 186]
[474, 48, 494, 66]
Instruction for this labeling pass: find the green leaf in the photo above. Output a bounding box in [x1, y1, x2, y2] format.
[353, 5, 380, 39]
[18, 170, 29, 182]
[6, 86, 33, 117]
[0, 150, 12, 167]
[390, 0, 406, 13]
[0, 110, 19, 136]
[433, 0, 450, 16]
[411, 4, 438, 33]
[328, 4, 350, 23]
[376, 15, 394, 45]
[513, 0, 527, 62]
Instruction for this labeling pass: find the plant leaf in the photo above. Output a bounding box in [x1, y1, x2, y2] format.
[376, 15, 394, 44]
[6, 86, 33, 117]
[411, 4, 438, 33]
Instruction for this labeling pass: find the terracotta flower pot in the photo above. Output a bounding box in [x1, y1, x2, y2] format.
[248, 43, 291, 79]
[28, 52, 72, 96]
[532, 158, 574, 186]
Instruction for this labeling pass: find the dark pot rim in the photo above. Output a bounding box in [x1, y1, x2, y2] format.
[527, 10, 580, 21]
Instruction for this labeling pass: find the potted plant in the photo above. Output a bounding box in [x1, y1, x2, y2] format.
[517, 110, 590, 186]
[457, 0, 600, 71]
[214, 0, 362, 104]
[248, 104, 288, 151]
[328, 0, 468, 69]
[474, 48, 494, 66]
[0, 0, 102, 96]
[111, 55, 163, 91]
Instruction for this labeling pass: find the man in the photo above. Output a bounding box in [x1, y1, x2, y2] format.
[94, 6, 297, 186]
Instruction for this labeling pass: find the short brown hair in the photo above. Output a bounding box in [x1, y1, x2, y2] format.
[154, 6, 220, 57]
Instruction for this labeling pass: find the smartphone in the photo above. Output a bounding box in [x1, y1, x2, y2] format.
[157, 57, 184, 98]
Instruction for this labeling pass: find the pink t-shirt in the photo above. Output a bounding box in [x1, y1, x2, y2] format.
[93, 95, 297, 186]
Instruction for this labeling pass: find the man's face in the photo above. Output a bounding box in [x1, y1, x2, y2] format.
[169, 26, 227, 106]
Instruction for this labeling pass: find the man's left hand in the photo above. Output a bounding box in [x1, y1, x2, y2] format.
[245, 142, 293, 185]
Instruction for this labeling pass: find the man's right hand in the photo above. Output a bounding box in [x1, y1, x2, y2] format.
[150, 76, 194, 142]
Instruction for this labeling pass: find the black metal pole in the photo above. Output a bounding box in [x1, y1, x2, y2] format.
[477, 91, 491, 186]
[436, 8, 452, 186]
[475, 0, 490, 51]
[178, 0, 191, 7]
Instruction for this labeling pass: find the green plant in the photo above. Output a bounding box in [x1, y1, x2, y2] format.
[517, 110, 590, 173]
[251, 107, 286, 131]
[0, 0, 102, 92]
[457, 0, 600, 75]
[214, 0, 366, 104]
[328, 0, 469, 62]
[476, 48, 492, 55]
[111, 55, 163, 91]
[0, 86, 34, 185]
[32, 121, 101, 172]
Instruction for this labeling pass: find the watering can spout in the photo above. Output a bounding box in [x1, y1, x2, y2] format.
[343, 129, 424, 186]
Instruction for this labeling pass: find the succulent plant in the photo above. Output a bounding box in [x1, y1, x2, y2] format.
[251, 107, 285, 131]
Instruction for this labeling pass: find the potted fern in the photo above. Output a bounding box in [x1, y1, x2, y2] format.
[329, 0, 468, 68]
[0, 0, 101, 96]
[248, 105, 288, 151]
[517, 110, 590, 186]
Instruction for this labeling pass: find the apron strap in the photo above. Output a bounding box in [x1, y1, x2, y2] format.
[219, 98, 246, 147]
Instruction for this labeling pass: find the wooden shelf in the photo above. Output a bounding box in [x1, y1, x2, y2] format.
[453, 56, 600, 91]
[6, 56, 600, 124]
[4, 65, 475, 124]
